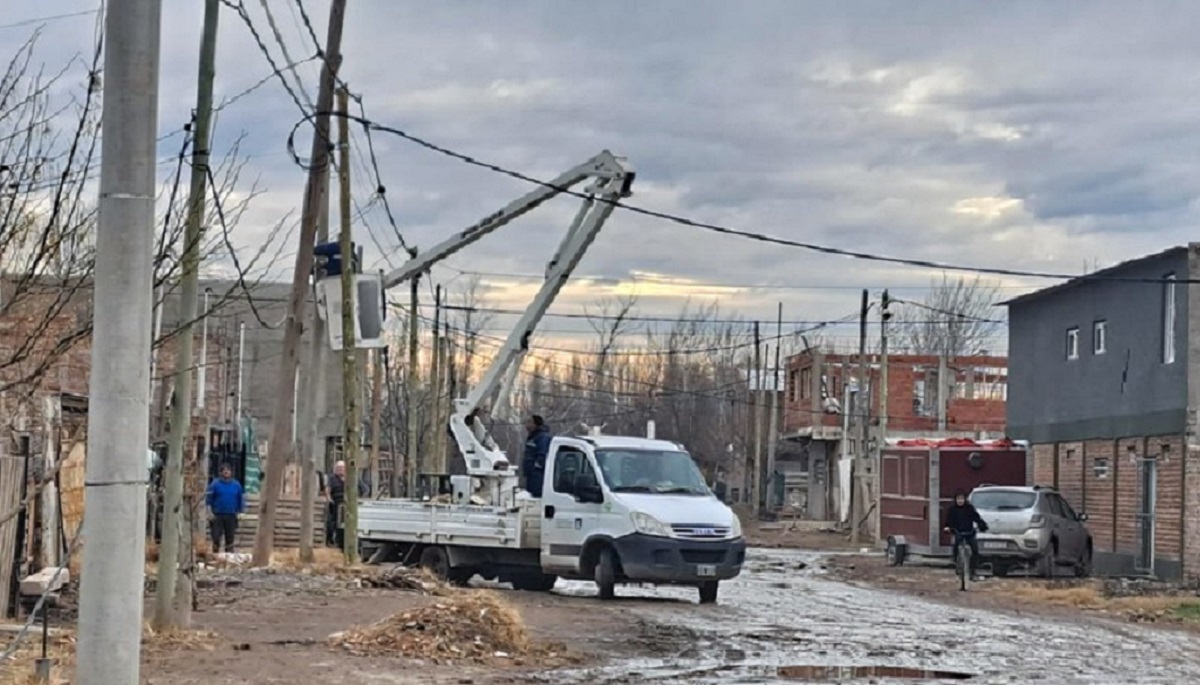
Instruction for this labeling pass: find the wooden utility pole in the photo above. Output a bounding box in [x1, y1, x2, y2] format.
[405, 275, 421, 496]
[297, 166, 330, 563]
[765, 303, 782, 509]
[751, 322, 763, 510]
[438, 319, 451, 473]
[252, 0, 347, 567]
[851, 289, 869, 544]
[337, 86, 360, 563]
[876, 289, 891, 542]
[154, 0, 218, 631]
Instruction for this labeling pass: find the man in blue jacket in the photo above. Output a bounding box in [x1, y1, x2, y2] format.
[522, 415, 552, 497]
[206, 463, 245, 553]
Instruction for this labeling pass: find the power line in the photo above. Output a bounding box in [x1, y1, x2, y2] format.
[288, 111, 1198, 287]
[0, 9, 98, 31]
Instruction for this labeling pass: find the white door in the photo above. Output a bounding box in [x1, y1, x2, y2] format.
[540, 445, 599, 573]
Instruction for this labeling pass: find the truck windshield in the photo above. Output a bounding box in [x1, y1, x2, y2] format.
[971, 490, 1037, 511]
[595, 449, 710, 495]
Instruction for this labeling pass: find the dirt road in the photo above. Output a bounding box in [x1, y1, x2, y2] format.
[543, 549, 1200, 684]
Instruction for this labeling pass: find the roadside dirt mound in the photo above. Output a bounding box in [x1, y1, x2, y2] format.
[329, 590, 538, 663]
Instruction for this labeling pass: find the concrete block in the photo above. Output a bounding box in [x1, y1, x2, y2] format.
[20, 567, 69, 597]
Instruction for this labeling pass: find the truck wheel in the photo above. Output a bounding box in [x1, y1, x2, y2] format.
[698, 581, 719, 605]
[595, 547, 617, 600]
[419, 546, 451, 581]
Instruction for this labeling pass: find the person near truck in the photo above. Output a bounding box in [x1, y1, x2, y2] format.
[325, 460, 368, 549]
[206, 463, 245, 553]
[522, 415, 552, 497]
[943, 489, 989, 581]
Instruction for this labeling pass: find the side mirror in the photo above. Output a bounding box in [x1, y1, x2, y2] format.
[577, 484, 604, 504]
[1078, 513, 1089, 522]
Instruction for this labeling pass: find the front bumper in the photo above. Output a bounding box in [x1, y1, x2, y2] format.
[975, 531, 1049, 560]
[610, 533, 746, 584]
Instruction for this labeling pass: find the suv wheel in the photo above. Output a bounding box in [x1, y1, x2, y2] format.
[1074, 545, 1093, 578]
[1037, 541, 1057, 579]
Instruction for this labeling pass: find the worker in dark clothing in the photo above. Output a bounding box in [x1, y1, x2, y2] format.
[522, 415, 552, 498]
[325, 460, 368, 549]
[206, 463, 245, 553]
[943, 489, 989, 580]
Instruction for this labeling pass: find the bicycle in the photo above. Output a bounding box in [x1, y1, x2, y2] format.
[949, 529, 977, 592]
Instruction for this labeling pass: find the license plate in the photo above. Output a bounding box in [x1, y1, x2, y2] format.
[983, 541, 1007, 550]
[696, 564, 716, 577]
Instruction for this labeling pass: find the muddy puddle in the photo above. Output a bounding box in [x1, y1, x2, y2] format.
[538, 549, 1200, 685]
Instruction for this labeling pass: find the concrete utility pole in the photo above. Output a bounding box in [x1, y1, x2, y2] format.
[369, 346, 383, 497]
[154, 0, 218, 631]
[252, 0, 347, 567]
[765, 304, 782, 510]
[405, 276, 420, 496]
[876, 289, 891, 543]
[76, 0, 161, 681]
[429, 286, 443, 474]
[297, 167, 330, 562]
[851, 289, 869, 545]
[337, 86, 361, 564]
[751, 322, 763, 511]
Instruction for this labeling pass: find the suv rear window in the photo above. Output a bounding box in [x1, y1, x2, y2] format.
[971, 490, 1037, 511]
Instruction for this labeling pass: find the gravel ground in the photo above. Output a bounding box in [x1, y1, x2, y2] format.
[540, 548, 1200, 684]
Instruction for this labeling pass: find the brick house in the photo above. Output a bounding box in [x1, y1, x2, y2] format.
[781, 349, 1007, 522]
[1005, 244, 1200, 581]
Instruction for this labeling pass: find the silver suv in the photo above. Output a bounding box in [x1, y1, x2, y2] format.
[970, 485, 1092, 578]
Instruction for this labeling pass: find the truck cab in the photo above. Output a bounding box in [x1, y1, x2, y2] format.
[539, 435, 746, 604]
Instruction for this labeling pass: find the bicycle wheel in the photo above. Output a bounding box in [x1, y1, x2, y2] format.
[958, 545, 970, 591]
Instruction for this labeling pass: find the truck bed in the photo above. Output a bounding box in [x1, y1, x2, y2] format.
[358, 497, 541, 550]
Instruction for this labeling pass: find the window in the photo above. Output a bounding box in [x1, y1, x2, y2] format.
[788, 370, 798, 403]
[1093, 458, 1110, 480]
[799, 367, 812, 399]
[1164, 273, 1177, 364]
[1093, 320, 1107, 355]
[971, 490, 1036, 511]
[594, 449, 709, 495]
[1066, 328, 1080, 360]
[552, 449, 584, 494]
[1045, 494, 1067, 518]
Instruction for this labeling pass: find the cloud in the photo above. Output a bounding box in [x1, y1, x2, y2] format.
[9, 0, 1200, 352]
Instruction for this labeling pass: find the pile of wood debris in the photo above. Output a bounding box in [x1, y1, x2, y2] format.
[328, 590, 540, 663]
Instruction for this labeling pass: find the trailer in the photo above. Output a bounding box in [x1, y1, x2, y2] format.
[355, 151, 746, 603]
[880, 437, 1030, 566]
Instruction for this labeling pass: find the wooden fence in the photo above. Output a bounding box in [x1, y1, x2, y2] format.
[234, 495, 325, 549]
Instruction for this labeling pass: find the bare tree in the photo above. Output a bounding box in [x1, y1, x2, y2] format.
[893, 274, 1002, 357]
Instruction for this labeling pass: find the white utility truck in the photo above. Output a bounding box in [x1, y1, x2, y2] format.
[357, 151, 746, 603]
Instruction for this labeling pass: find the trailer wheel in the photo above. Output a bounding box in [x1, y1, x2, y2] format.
[886, 537, 906, 567]
[419, 546, 451, 581]
[595, 547, 617, 600]
[698, 581, 719, 605]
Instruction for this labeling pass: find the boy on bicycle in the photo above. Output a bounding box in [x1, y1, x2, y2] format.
[943, 489, 989, 581]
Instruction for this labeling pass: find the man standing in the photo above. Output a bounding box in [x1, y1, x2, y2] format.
[325, 460, 368, 549]
[522, 415, 552, 497]
[206, 463, 244, 553]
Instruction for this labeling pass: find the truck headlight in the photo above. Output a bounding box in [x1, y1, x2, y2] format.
[729, 516, 743, 539]
[631, 512, 673, 538]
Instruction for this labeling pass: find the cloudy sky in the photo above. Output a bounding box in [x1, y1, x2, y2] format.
[8, 1, 1200, 352]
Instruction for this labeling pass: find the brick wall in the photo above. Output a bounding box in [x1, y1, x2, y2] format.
[1033, 443, 1056, 487]
[1185, 444, 1200, 578]
[1034, 434, 1191, 578]
[1083, 439, 1116, 553]
[1153, 436, 1185, 561]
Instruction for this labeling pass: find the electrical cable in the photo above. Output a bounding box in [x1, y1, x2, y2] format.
[286, 111, 1197, 286]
